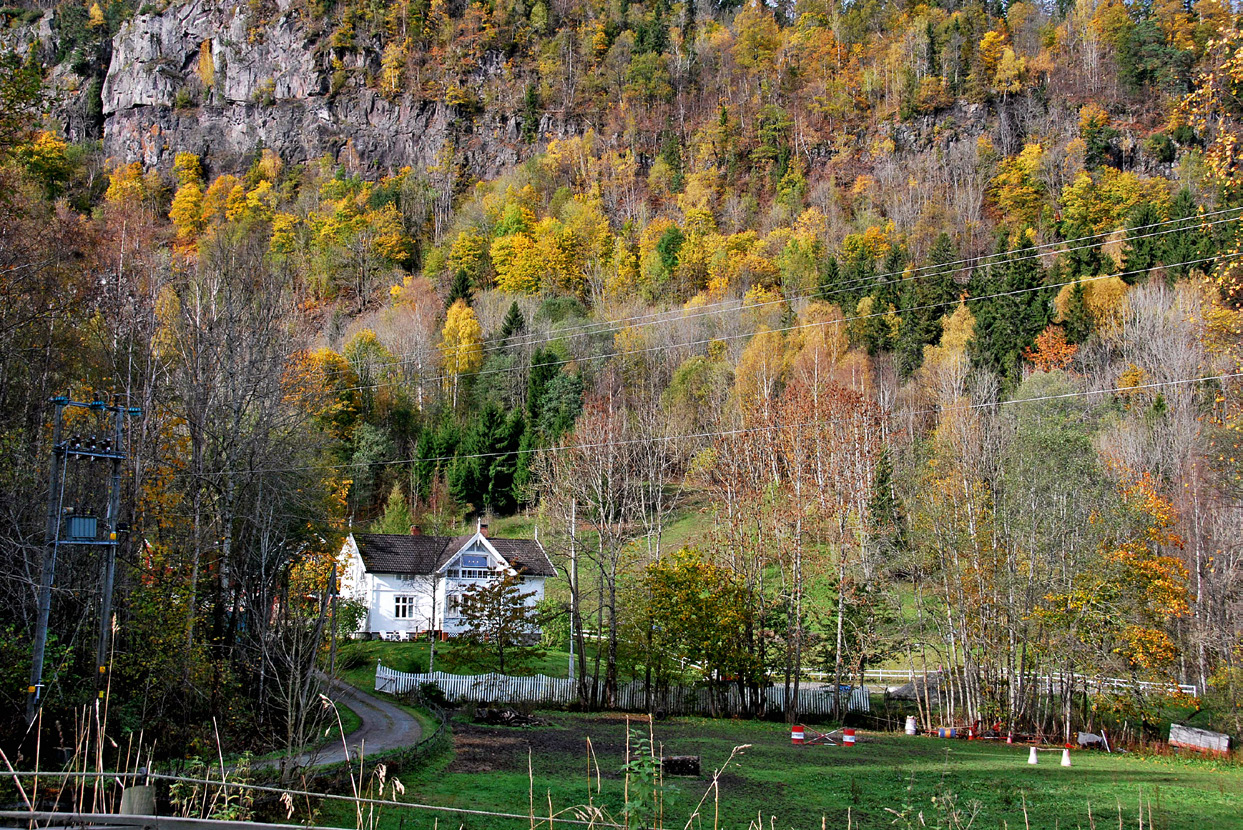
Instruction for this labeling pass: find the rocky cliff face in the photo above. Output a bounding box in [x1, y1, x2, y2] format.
[87, 0, 525, 175]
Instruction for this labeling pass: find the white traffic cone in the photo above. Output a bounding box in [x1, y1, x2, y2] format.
[1028, 747, 1038, 765]
[1061, 748, 1072, 767]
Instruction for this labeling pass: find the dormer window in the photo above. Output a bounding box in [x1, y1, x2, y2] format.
[451, 553, 492, 579]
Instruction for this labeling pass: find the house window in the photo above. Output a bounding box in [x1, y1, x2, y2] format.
[446, 593, 462, 616]
[456, 553, 491, 579]
[394, 595, 416, 619]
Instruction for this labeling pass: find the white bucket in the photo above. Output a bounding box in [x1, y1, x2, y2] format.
[905, 716, 917, 735]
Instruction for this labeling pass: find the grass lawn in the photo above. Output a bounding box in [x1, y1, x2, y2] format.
[335, 700, 363, 737]
[241, 699, 362, 766]
[336, 639, 603, 686]
[315, 712, 1242, 830]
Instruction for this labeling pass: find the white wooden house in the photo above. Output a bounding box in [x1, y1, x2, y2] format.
[339, 524, 555, 639]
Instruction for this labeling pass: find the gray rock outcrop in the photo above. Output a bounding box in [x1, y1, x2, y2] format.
[84, 0, 525, 174]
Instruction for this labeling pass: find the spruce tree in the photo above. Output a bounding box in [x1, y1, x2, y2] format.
[841, 247, 875, 304]
[499, 301, 526, 343]
[445, 268, 474, 309]
[1122, 201, 1162, 284]
[868, 446, 907, 555]
[526, 346, 561, 426]
[1062, 279, 1094, 344]
[1165, 188, 1208, 282]
[896, 232, 958, 379]
[447, 403, 523, 514]
[1060, 222, 1103, 280]
[817, 256, 842, 304]
[415, 415, 459, 501]
[369, 483, 414, 534]
[969, 233, 1050, 383]
[877, 245, 906, 311]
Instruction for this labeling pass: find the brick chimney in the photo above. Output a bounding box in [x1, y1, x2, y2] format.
[480, 522, 489, 537]
[409, 524, 422, 536]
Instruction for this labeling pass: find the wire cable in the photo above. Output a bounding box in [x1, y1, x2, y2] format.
[320, 248, 1239, 395]
[323, 206, 1240, 381]
[198, 367, 1243, 477]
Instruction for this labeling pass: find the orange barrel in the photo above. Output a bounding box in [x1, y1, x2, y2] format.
[791, 725, 805, 745]
[843, 728, 856, 747]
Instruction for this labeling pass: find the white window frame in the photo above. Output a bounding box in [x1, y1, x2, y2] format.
[393, 595, 416, 619]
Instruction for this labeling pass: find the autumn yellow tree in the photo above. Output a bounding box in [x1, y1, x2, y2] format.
[440, 298, 483, 405]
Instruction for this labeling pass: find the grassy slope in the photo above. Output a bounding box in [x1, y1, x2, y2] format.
[338, 638, 595, 682]
[319, 712, 1242, 830]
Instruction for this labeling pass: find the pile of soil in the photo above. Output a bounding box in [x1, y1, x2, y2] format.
[474, 706, 545, 727]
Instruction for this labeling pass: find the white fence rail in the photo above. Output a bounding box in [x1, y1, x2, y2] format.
[376, 664, 870, 716]
[806, 669, 1197, 697]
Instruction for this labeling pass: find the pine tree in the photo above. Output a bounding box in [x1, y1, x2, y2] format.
[1059, 222, 1103, 280]
[867, 446, 907, 555]
[896, 232, 958, 379]
[448, 403, 523, 514]
[1122, 201, 1163, 284]
[816, 256, 842, 304]
[445, 268, 474, 309]
[369, 483, 414, 534]
[499, 301, 526, 343]
[970, 233, 1050, 383]
[1164, 187, 1208, 283]
[1063, 279, 1094, 344]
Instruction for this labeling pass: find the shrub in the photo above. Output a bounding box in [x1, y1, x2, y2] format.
[1144, 133, 1175, 164]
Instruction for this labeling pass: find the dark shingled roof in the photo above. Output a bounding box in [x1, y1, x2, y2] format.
[352, 533, 555, 577]
[488, 537, 556, 576]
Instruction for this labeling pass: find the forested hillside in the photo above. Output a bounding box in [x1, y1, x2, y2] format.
[2, 0, 1243, 756]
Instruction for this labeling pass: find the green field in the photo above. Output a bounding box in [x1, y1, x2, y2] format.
[336, 638, 600, 687]
[318, 712, 1242, 830]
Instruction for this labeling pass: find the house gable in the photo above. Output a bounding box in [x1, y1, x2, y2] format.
[438, 532, 510, 578]
[341, 528, 554, 638]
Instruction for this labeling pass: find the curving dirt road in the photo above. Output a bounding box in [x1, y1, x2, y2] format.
[285, 677, 423, 771]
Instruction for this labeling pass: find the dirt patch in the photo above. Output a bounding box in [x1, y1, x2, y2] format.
[714, 770, 785, 803]
[447, 715, 647, 777]
[473, 706, 546, 727]
[448, 726, 532, 773]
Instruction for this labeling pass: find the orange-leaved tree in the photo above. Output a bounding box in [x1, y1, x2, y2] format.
[1023, 324, 1079, 372]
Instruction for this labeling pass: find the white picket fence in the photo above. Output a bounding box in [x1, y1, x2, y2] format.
[810, 665, 1198, 695]
[376, 664, 870, 716]
[807, 669, 1197, 697]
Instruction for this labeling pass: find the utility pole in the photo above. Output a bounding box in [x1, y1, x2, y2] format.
[28, 397, 66, 724]
[328, 561, 338, 678]
[27, 396, 139, 724]
[95, 403, 126, 693]
[568, 499, 578, 688]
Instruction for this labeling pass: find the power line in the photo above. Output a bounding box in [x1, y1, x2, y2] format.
[200, 368, 1243, 478]
[322, 248, 1239, 395]
[494, 204, 1243, 351]
[1, 774, 628, 829]
[324, 206, 1241, 382]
